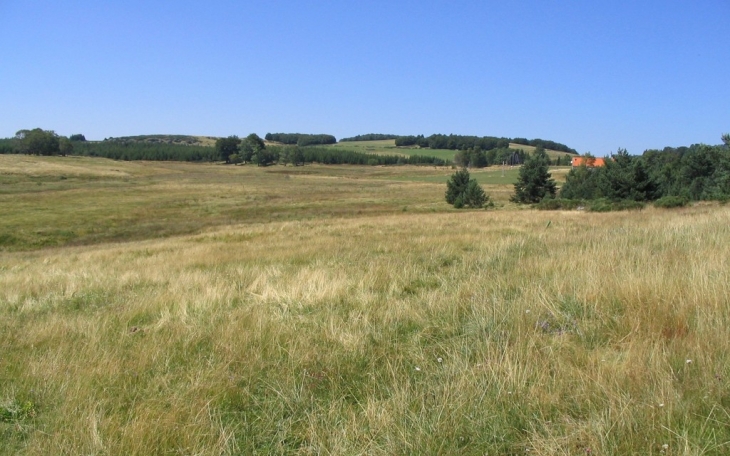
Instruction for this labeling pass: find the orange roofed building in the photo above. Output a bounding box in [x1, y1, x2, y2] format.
[571, 156, 606, 168]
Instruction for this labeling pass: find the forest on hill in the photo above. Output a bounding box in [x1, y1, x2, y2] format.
[394, 134, 578, 154]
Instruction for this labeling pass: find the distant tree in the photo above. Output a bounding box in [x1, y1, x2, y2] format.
[59, 137, 74, 156]
[241, 133, 265, 163]
[215, 136, 241, 163]
[290, 146, 304, 166]
[511, 148, 556, 203]
[445, 168, 489, 208]
[14, 128, 61, 156]
[467, 148, 487, 168]
[445, 168, 471, 206]
[722, 133, 730, 146]
[69, 134, 86, 142]
[453, 150, 468, 167]
[252, 147, 278, 167]
[266, 133, 336, 146]
[0, 138, 13, 154]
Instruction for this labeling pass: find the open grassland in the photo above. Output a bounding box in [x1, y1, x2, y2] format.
[1, 155, 729, 455]
[0, 155, 526, 251]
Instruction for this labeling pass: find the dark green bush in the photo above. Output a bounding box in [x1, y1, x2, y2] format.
[534, 198, 585, 210]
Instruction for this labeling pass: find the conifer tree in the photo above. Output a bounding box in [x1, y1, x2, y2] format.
[511, 149, 556, 203]
[445, 168, 490, 208]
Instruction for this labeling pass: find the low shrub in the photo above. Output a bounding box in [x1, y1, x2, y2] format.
[534, 198, 585, 210]
[654, 196, 689, 208]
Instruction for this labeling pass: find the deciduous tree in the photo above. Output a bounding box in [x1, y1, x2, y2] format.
[14, 128, 61, 156]
[215, 136, 241, 163]
[241, 133, 265, 162]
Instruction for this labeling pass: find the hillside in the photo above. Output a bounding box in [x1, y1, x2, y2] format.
[328, 139, 574, 162]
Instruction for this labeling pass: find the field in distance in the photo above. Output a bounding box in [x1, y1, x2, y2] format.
[0, 154, 535, 251]
[329, 139, 575, 161]
[1, 154, 728, 455]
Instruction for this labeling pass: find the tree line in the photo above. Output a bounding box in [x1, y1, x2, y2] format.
[510, 137, 577, 154]
[340, 134, 400, 142]
[394, 133, 577, 154]
[73, 141, 219, 162]
[559, 139, 730, 203]
[264, 133, 337, 146]
[395, 134, 510, 150]
[279, 146, 447, 166]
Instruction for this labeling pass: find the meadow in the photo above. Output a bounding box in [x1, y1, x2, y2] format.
[1, 155, 728, 455]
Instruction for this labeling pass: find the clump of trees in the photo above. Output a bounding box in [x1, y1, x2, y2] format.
[511, 138, 577, 154]
[445, 168, 490, 208]
[264, 133, 337, 146]
[216, 134, 273, 165]
[531, 134, 730, 209]
[559, 138, 730, 203]
[13, 129, 63, 156]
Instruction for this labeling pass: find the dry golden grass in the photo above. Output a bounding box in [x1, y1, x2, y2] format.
[1, 155, 729, 454]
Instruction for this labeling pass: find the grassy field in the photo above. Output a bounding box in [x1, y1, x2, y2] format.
[329, 139, 457, 161]
[0, 155, 531, 251]
[1, 155, 729, 455]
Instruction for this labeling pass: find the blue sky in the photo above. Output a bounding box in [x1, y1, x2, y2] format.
[2, 1, 728, 154]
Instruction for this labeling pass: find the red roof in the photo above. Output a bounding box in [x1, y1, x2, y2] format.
[571, 157, 606, 167]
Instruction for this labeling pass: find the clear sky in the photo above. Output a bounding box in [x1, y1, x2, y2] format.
[2, 1, 728, 154]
